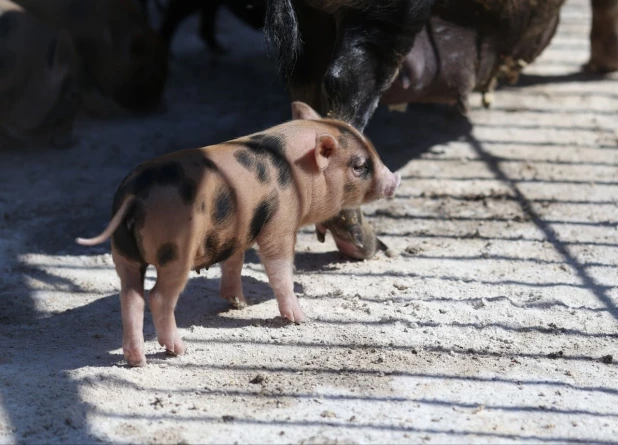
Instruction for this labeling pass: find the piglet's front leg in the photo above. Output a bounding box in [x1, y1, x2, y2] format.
[220, 251, 247, 309]
[259, 235, 307, 323]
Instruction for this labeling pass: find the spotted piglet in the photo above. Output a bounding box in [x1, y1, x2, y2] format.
[76, 102, 400, 367]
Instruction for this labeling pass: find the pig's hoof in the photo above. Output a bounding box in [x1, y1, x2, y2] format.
[128, 357, 147, 367]
[583, 59, 618, 73]
[124, 350, 147, 367]
[224, 295, 247, 309]
[279, 306, 307, 324]
[158, 334, 185, 357]
[482, 92, 495, 109]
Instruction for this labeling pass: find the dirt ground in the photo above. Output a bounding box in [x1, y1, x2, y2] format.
[1, 0, 617, 443]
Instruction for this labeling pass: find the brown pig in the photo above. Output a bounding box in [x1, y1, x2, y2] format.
[587, 0, 618, 73]
[13, 0, 168, 112]
[75, 101, 400, 367]
[381, 0, 566, 111]
[0, 0, 80, 145]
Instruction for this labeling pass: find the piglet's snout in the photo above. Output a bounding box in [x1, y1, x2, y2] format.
[381, 170, 401, 199]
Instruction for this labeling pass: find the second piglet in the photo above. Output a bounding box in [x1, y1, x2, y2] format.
[76, 101, 400, 367]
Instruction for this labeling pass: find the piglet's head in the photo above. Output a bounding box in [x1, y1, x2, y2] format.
[292, 101, 401, 208]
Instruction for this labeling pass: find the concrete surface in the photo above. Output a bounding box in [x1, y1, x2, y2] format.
[0, 0, 617, 443]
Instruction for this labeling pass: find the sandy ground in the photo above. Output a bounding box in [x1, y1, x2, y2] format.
[1, 0, 617, 443]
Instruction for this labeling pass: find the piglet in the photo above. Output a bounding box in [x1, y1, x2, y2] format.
[76, 101, 400, 367]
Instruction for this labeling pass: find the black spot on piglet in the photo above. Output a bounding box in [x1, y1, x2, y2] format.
[204, 232, 219, 256]
[245, 134, 291, 187]
[111, 200, 145, 265]
[120, 161, 197, 206]
[180, 181, 196, 205]
[235, 149, 270, 184]
[255, 160, 270, 184]
[249, 193, 279, 241]
[213, 186, 236, 225]
[234, 150, 255, 169]
[203, 233, 238, 268]
[202, 157, 218, 171]
[213, 238, 238, 264]
[156, 243, 178, 267]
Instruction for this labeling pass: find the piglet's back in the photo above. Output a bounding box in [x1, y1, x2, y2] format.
[110, 126, 303, 271]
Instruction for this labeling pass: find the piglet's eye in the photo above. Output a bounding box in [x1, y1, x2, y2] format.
[352, 163, 367, 176]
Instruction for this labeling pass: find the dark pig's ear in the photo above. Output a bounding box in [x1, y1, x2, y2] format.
[314, 134, 338, 171]
[291, 101, 321, 120]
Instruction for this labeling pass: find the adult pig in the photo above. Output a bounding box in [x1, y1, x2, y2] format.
[382, 0, 618, 110]
[13, 0, 168, 112]
[0, 0, 80, 145]
[382, 0, 566, 111]
[264, 0, 433, 261]
[587, 0, 618, 73]
[76, 101, 400, 367]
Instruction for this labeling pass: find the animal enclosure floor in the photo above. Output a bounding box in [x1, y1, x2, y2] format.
[0, 0, 617, 443]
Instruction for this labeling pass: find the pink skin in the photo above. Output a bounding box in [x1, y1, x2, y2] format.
[374, 166, 401, 200]
[259, 237, 305, 322]
[113, 250, 147, 367]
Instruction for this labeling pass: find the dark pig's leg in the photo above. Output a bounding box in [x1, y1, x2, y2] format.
[586, 0, 618, 72]
[159, 0, 202, 45]
[199, 1, 227, 53]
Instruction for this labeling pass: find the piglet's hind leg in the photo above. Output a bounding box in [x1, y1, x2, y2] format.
[149, 262, 190, 357]
[113, 251, 147, 367]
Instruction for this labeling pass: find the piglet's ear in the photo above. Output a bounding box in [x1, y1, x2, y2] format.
[315, 134, 338, 171]
[292, 101, 322, 120]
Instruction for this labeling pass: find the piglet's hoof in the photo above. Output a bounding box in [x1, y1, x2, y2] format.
[158, 334, 185, 357]
[124, 352, 147, 367]
[224, 295, 247, 309]
[278, 305, 307, 324]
